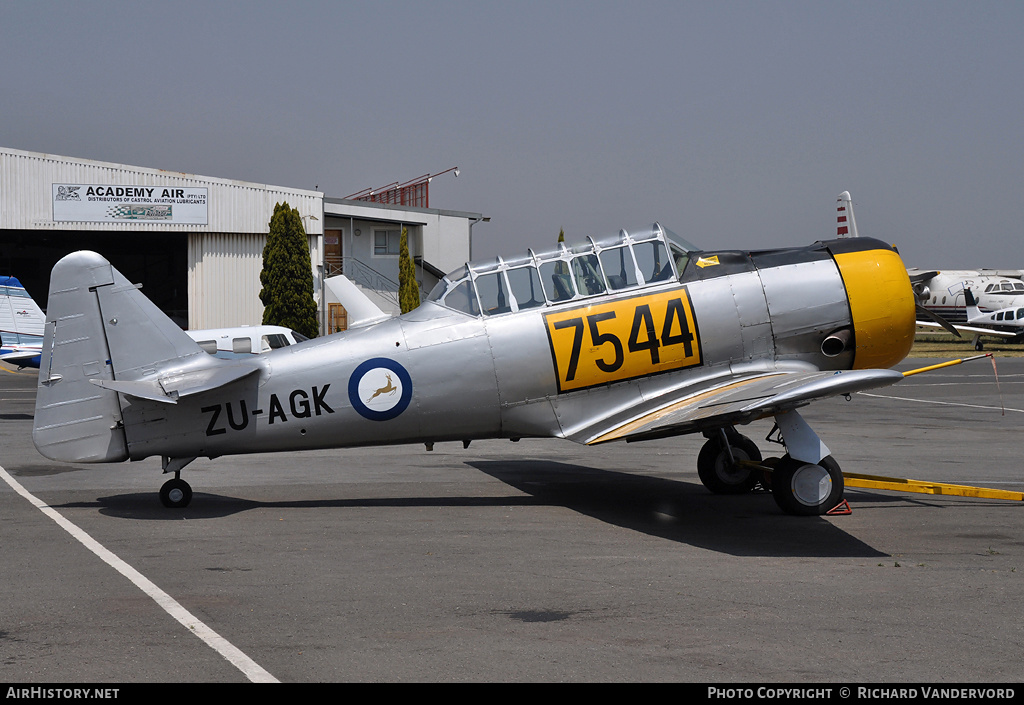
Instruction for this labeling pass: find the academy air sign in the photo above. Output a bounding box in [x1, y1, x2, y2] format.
[52, 184, 208, 225]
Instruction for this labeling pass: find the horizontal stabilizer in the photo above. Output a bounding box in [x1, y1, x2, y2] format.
[0, 351, 41, 365]
[90, 361, 259, 403]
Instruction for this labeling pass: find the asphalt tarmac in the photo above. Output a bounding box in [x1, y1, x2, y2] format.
[1, 357, 1022, 683]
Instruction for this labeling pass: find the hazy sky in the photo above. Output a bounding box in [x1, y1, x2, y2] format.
[2, 1, 1022, 269]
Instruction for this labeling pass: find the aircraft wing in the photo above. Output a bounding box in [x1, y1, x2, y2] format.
[916, 321, 1019, 339]
[572, 367, 904, 445]
[1, 351, 38, 363]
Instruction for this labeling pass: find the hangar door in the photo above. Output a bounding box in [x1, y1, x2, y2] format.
[1, 229, 188, 327]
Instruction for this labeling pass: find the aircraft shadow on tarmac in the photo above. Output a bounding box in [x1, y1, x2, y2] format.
[48, 459, 888, 559]
[469, 459, 887, 558]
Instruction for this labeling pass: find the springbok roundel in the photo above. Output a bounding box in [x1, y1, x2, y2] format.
[348, 358, 413, 421]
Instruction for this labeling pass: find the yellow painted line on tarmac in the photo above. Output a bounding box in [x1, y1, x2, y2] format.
[843, 472, 1024, 501]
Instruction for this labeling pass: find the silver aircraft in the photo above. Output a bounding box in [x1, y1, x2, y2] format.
[32, 224, 918, 515]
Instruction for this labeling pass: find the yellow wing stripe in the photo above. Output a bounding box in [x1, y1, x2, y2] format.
[586, 373, 786, 445]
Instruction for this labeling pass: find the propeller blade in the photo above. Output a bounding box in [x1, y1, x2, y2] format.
[916, 304, 961, 338]
[908, 270, 940, 283]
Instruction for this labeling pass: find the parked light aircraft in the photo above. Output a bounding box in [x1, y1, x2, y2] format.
[909, 269, 1024, 323]
[2, 276, 304, 368]
[186, 325, 307, 358]
[33, 224, 924, 516]
[0, 276, 44, 369]
[917, 287, 1024, 350]
[832, 191, 1024, 326]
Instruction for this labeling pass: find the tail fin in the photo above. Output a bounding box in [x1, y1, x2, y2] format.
[33, 251, 253, 463]
[964, 287, 983, 320]
[836, 191, 859, 238]
[0, 275, 45, 368]
[325, 274, 391, 328]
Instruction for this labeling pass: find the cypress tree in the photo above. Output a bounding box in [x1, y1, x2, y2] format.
[399, 227, 420, 314]
[259, 202, 319, 338]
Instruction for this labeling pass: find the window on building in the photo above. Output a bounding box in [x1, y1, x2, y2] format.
[374, 229, 401, 256]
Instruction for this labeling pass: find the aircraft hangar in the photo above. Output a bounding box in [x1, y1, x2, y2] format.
[0, 146, 482, 333]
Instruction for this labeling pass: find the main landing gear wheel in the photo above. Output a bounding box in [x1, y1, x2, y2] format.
[697, 433, 762, 494]
[159, 477, 193, 508]
[770, 455, 844, 516]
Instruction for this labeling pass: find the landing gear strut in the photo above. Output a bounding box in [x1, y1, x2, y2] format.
[159, 456, 197, 508]
[697, 428, 763, 494]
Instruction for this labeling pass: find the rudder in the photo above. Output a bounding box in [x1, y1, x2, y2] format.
[33, 251, 207, 462]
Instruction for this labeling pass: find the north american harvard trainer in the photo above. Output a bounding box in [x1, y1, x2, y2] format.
[33, 223, 918, 515]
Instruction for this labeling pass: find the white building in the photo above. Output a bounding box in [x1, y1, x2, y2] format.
[0, 147, 483, 333]
[322, 196, 486, 325]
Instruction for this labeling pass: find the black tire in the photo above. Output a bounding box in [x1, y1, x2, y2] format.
[771, 454, 844, 516]
[159, 478, 193, 508]
[697, 434, 762, 494]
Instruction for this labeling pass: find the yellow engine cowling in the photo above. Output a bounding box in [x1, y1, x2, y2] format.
[831, 241, 917, 370]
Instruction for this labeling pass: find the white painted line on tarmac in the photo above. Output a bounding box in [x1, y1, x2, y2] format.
[0, 465, 279, 683]
[858, 392, 1024, 414]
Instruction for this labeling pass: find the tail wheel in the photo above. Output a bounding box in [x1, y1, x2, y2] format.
[697, 434, 762, 494]
[771, 455, 844, 516]
[159, 478, 193, 509]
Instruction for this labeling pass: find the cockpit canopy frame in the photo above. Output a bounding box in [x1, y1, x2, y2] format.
[427, 223, 697, 317]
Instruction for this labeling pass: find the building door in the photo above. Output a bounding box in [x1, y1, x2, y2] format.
[324, 229, 343, 277]
[328, 303, 348, 333]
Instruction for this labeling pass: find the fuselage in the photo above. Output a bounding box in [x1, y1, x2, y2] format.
[113, 227, 916, 462]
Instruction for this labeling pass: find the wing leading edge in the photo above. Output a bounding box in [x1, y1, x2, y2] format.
[573, 367, 905, 445]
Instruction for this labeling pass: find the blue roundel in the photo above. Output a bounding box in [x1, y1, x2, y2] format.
[348, 358, 413, 421]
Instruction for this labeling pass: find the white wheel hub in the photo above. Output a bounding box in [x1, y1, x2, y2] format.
[790, 463, 832, 506]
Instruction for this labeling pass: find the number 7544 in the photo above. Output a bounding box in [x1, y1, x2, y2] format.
[544, 290, 701, 392]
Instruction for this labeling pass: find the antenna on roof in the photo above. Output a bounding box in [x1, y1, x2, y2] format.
[345, 167, 460, 208]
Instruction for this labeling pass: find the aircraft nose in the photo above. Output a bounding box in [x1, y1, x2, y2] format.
[830, 239, 917, 369]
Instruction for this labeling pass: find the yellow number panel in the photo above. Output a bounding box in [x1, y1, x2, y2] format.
[544, 288, 702, 393]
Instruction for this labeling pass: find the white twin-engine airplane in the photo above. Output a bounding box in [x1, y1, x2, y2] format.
[34, 223, 930, 516]
[910, 269, 1024, 325]
[916, 287, 1024, 350]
